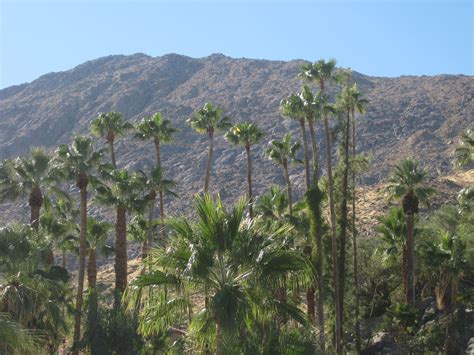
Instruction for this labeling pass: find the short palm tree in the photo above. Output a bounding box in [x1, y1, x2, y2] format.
[0, 148, 60, 231]
[94, 168, 146, 307]
[90, 111, 133, 169]
[378, 207, 408, 295]
[453, 128, 473, 169]
[125, 194, 311, 354]
[86, 217, 112, 290]
[53, 136, 102, 350]
[225, 121, 264, 217]
[280, 94, 310, 189]
[265, 133, 302, 216]
[135, 112, 177, 227]
[187, 102, 232, 193]
[136, 166, 177, 251]
[387, 158, 434, 305]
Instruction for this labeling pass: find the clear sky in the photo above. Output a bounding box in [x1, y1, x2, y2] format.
[0, 0, 472, 89]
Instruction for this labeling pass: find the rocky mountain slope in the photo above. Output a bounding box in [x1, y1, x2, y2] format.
[0, 53, 472, 220]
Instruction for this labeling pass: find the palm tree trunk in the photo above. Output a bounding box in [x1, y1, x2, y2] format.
[306, 112, 319, 181]
[299, 118, 311, 190]
[73, 175, 88, 353]
[283, 159, 292, 215]
[154, 137, 166, 239]
[204, 131, 214, 194]
[28, 186, 43, 231]
[338, 111, 351, 338]
[62, 250, 67, 268]
[406, 213, 415, 305]
[87, 249, 97, 289]
[303, 246, 315, 323]
[147, 195, 156, 250]
[402, 245, 408, 298]
[114, 206, 128, 308]
[351, 112, 361, 352]
[245, 144, 254, 217]
[108, 135, 117, 169]
[322, 113, 342, 354]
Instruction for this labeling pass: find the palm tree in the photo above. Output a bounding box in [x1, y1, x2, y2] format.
[387, 158, 434, 305]
[86, 217, 112, 290]
[299, 86, 321, 180]
[280, 94, 310, 189]
[378, 207, 409, 297]
[299, 59, 343, 353]
[0, 148, 60, 231]
[125, 194, 311, 354]
[135, 112, 177, 231]
[54, 136, 102, 351]
[255, 185, 289, 223]
[265, 133, 302, 216]
[136, 166, 177, 254]
[187, 102, 232, 193]
[225, 121, 265, 217]
[453, 128, 473, 169]
[90, 111, 133, 169]
[94, 168, 146, 307]
[347, 83, 367, 351]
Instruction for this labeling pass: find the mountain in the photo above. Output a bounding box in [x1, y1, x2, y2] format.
[0, 53, 473, 219]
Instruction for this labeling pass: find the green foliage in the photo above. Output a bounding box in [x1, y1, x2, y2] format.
[135, 112, 178, 144]
[453, 128, 473, 168]
[187, 102, 232, 135]
[90, 111, 134, 141]
[225, 121, 264, 147]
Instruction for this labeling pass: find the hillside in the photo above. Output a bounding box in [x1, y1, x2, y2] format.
[0, 53, 473, 221]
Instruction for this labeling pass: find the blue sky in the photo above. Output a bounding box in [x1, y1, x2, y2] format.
[0, 0, 472, 89]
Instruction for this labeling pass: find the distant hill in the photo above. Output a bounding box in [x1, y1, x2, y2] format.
[0, 53, 472, 219]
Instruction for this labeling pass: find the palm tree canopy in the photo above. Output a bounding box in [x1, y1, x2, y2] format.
[225, 121, 265, 147]
[136, 166, 178, 199]
[94, 168, 147, 212]
[280, 94, 305, 120]
[53, 136, 102, 182]
[336, 84, 368, 114]
[87, 217, 112, 251]
[135, 112, 178, 144]
[90, 111, 133, 142]
[265, 133, 302, 167]
[453, 128, 474, 169]
[187, 102, 232, 135]
[0, 148, 56, 202]
[298, 59, 338, 85]
[386, 158, 434, 209]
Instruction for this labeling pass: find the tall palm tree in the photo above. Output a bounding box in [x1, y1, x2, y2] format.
[453, 128, 473, 169]
[0, 148, 60, 231]
[90, 111, 133, 169]
[280, 94, 310, 189]
[53, 136, 102, 352]
[299, 86, 320, 180]
[135, 112, 177, 231]
[347, 83, 367, 352]
[387, 158, 434, 305]
[299, 59, 343, 353]
[94, 168, 146, 307]
[225, 121, 265, 217]
[187, 102, 232, 193]
[265, 133, 302, 216]
[136, 166, 177, 254]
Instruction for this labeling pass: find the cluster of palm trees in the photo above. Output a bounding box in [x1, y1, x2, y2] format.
[0, 58, 472, 354]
